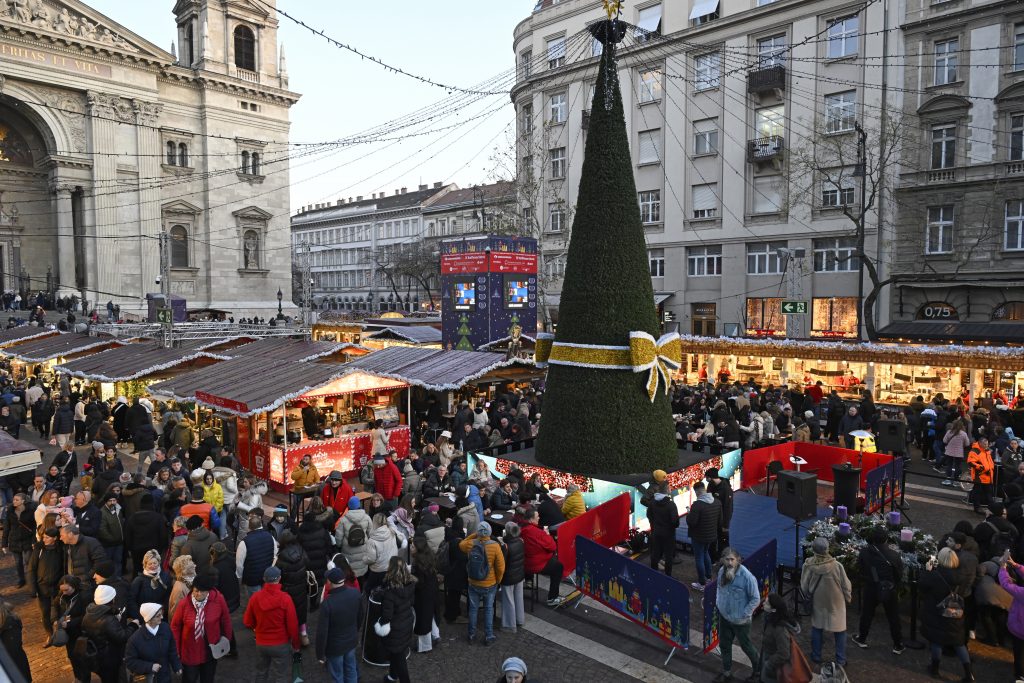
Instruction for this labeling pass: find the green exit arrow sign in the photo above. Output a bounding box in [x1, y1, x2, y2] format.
[781, 300, 807, 315]
[157, 307, 172, 325]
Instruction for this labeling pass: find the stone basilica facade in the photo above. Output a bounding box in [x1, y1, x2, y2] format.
[0, 0, 299, 316]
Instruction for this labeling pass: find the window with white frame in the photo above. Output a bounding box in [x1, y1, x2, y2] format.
[694, 118, 718, 154]
[757, 35, 787, 68]
[648, 248, 665, 277]
[1016, 24, 1024, 71]
[926, 206, 954, 254]
[547, 37, 566, 69]
[520, 103, 534, 135]
[548, 202, 565, 232]
[549, 92, 566, 124]
[755, 105, 785, 138]
[638, 190, 661, 223]
[1006, 200, 1024, 250]
[687, 245, 722, 276]
[813, 236, 858, 271]
[695, 52, 720, 91]
[931, 124, 956, 169]
[638, 129, 661, 164]
[821, 178, 855, 207]
[520, 50, 532, 78]
[827, 15, 858, 59]
[825, 91, 856, 133]
[752, 176, 783, 214]
[639, 69, 663, 103]
[550, 147, 566, 179]
[691, 183, 718, 218]
[635, 4, 663, 42]
[1011, 114, 1023, 161]
[933, 39, 958, 85]
[545, 256, 566, 278]
[747, 241, 786, 274]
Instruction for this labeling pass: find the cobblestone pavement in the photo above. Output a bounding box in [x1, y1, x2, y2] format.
[2, 433, 1018, 682]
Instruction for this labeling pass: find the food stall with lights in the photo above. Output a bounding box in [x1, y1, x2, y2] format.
[362, 326, 443, 350]
[677, 335, 1024, 407]
[1, 333, 126, 386]
[149, 356, 411, 491]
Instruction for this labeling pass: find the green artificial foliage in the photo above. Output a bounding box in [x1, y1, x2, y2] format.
[455, 314, 474, 351]
[535, 31, 677, 475]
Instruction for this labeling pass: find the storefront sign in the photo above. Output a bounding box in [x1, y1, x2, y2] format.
[195, 391, 249, 415]
[441, 252, 488, 274]
[916, 302, 958, 320]
[0, 42, 112, 77]
[269, 426, 412, 488]
[489, 252, 538, 273]
[692, 304, 716, 318]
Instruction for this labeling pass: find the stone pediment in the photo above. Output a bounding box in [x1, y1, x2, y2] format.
[0, 0, 173, 63]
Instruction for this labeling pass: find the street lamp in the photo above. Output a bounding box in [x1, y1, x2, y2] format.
[276, 288, 284, 320]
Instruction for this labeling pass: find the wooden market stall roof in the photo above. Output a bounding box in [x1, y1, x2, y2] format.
[0, 325, 59, 348]
[0, 333, 125, 363]
[54, 342, 229, 383]
[364, 326, 442, 345]
[678, 334, 1024, 372]
[340, 346, 537, 391]
[223, 336, 365, 362]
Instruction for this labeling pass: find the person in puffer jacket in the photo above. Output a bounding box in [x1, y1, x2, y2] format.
[275, 531, 312, 647]
[234, 475, 267, 542]
[363, 513, 399, 595]
[333, 497, 372, 582]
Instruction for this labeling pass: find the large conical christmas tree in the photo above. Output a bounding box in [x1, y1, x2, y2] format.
[535, 17, 677, 475]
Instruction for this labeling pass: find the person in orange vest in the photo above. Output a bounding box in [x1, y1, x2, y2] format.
[967, 436, 995, 514]
[179, 489, 221, 535]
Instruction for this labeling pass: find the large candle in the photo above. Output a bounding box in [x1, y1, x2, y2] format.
[837, 506, 848, 521]
[838, 523, 851, 537]
[900, 528, 914, 543]
[888, 511, 901, 526]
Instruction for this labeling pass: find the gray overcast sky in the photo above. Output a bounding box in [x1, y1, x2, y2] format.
[87, 0, 535, 211]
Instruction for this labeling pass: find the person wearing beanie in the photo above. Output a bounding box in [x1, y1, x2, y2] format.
[333, 496, 372, 582]
[126, 602, 182, 683]
[459, 520, 505, 645]
[124, 492, 169, 576]
[79, 581, 134, 683]
[171, 569, 233, 682]
[181, 513, 217, 569]
[94, 557, 130, 613]
[402, 460, 423, 498]
[179, 487, 221, 535]
[315, 560, 364, 680]
[96, 488, 125, 579]
[498, 656, 529, 683]
[321, 469, 354, 518]
[244, 564, 300, 682]
[706, 468, 734, 561]
[647, 478, 682, 581]
[639, 469, 670, 508]
[800, 536, 852, 666]
[760, 593, 803, 683]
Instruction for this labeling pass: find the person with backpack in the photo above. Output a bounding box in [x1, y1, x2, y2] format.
[920, 547, 973, 681]
[459, 521, 505, 646]
[334, 498, 371, 585]
[364, 513, 399, 595]
[799, 537, 852, 668]
[974, 502, 1019, 560]
[78, 584, 135, 683]
[851, 527, 904, 654]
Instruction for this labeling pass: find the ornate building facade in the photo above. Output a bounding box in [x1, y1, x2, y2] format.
[0, 0, 299, 316]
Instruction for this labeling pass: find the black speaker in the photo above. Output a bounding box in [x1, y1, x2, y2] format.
[875, 420, 907, 454]
[777, 470, 818, 521]
[832, 464, 861, 512]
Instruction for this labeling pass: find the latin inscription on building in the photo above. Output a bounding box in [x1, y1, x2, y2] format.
[0, 43, 111, 78]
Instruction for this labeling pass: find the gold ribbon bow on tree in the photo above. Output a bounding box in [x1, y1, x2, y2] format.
[534, 331, 682, 402]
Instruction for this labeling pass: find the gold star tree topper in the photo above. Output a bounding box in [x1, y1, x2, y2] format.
[602, 0, 623, 19]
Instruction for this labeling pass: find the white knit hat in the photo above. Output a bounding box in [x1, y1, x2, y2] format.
[139, 603, 162, 622]
[94, 584, 116, 606]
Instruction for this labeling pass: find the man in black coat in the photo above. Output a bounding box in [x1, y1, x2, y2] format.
[537, 492, 566, 529]
[124, 493, 168, 576]
[685, 482, 722, 591]
[852, 526, 904, 652]
[974, 501, 1019, 560]
[60, 523, 108, 601]
[315, 567, 364, 676]
[124, 398, 149, 441]
[647, 488, 680, 578]
[706, 468, 734, 561]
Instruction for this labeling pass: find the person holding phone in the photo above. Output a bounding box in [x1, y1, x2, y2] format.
[998, 550, 1024, 682]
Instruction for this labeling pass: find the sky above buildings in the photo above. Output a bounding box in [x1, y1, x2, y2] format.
[88, 0, 535, 212]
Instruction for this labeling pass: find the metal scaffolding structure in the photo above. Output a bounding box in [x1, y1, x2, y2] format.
[89, 322, 310, 343]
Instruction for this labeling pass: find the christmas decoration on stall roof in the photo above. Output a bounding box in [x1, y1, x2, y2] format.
[506, 314, 523, 361]
[534, 11, 677, 475]
[455, 313, 474, 351]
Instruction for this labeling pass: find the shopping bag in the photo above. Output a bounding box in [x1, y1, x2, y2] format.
[778, 634, 813, 683]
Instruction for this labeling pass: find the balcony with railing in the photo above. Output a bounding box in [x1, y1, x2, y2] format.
[747, 135, 784, 164]
[1007, 160, 1024, 176]
[235, 68, 259, 84]
[927, 168, 956, 183]
[747, 65, 786, 95]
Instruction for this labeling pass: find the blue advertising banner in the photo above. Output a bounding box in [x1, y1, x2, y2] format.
[702, 539, 778, 654]
[864, 458, 903, 514]
[575, 537, 690, 650]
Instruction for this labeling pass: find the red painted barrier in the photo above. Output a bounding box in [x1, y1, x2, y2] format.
[556, 492, 631, 577]
[742, 441, 892, 493]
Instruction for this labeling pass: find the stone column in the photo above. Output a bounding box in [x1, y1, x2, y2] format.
[134, 99, 163, 315]
[52, 184, 76, 295]
[86, 92, 126, 298]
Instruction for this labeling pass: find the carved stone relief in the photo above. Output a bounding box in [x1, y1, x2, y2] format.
[20, 81, 86, 153]
[2, 0, 140, 53]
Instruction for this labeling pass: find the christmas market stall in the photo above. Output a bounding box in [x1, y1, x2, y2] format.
[218, 335, 371, 364]
[676, 334, 1024, 407]
[1, 333, 125, 385]
[362, 325, 443, 350]
[0, 325, 60, 349]
[311, 316, 366, 344]
[53, 342, 229, 401]
[148, 356, 411, 491]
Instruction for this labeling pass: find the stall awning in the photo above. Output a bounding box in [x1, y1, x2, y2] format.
[1, 333, 125, 363]
[54, 342, 228, 383]
[877, 321, 1024, 345]
[689, 0, 719, 19]
[365, 326, 442, 345]
[340, 346, 537, 391]
[224, 336, 364, 361]
[0, 326, 60, 348]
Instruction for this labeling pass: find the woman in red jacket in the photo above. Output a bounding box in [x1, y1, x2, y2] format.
[373, 454, 403, 509]
[519, 508, 564, 606]
[170, 570, 233, 683]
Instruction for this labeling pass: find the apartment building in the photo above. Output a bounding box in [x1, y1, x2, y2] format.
[885, 0, 1024, 347]
[512, 0, 901, 338]
[290, 183, 452, 313]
